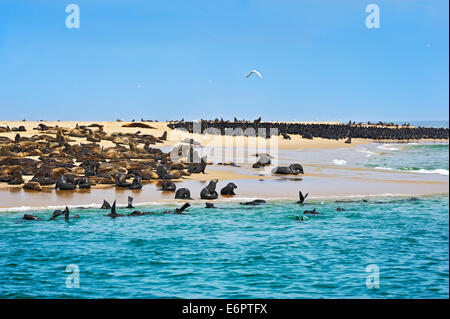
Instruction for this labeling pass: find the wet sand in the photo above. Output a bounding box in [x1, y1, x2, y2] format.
[0, 121, 448, 210]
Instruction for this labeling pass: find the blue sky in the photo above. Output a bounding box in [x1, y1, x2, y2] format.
[0, 0, 448, 121]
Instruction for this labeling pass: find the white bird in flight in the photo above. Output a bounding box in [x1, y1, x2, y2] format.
[246, 70, 263, 79]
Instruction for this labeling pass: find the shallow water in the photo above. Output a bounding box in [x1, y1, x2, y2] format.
[0, 195, 448, 298]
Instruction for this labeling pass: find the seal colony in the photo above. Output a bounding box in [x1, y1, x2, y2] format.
[0, 121, 307, 192]
[0, 120, 448, 207]
[168, 118, 449, 140]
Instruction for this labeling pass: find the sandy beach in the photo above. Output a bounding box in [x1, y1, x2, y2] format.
[0, 120, 448, 210]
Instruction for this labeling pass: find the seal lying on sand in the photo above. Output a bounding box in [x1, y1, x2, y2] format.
[156, 165, 172, 179]
[175, 188, 193, 199]
[115, 173, 131, 188]
[200, 179, 219, 200]
[188, 158, 207, 174]
[128, 176, 142, 190]
[77, 177, 91, 189]
[240, 199, 266, 206]
[105, 201, 125, 218]
[55, 174, 77, 190]
[220, 183, 237, 195]
[304, 208, 320, 215]
[272, 164, 304, 175]
[297, 191, 308, 204]
[160, 180, 176, 191]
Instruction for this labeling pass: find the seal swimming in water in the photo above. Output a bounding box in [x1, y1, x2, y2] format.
[295, 216, 309, 221]
[101, 200, 111, 209]
[336, 207, 346, 211]
[304, 208, 320, 215]
[297, 191, 308, 204]
[128, 210, 158, 216]
[49, 206, 69, 220]
[220, 183, 237, 195]
[200, 179, 219, 200]
[22, 214, 40, 221]
[129, 202, 191, 216]
[205, 202, 216, 208]
[105, 201, 125, 218]
[162, 202, 191, 215]
[240, 199, 266, 206]
[127, 196, 134, 209]
[175, 188, 193, 199]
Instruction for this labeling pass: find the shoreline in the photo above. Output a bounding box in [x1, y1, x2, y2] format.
[1, 191, 448, 212]
[1, 121, 448, 210]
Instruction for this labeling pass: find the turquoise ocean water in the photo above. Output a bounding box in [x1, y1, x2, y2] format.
[0, 124, 448, 299]
[0, 196, 448, 299]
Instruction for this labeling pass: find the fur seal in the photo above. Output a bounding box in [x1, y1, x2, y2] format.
[128, 210, 157, 216]
[272, 164, 304, 175]
[77, 177, 91, 189]
[205, 202, 216, 208]
[156, 165, 172, 179]
[129, 176, 142, 190]
[336, 207, 346, 211]
[175, 188, 193, 199]
[22, 214, 40, 221]
[297, 191, 308, 204]
[115, 173, 131, 188]
[220, 183, 237, 195]
[240, 199, 266, 206]
[160, 180, 176, 191]
[295, 216, 309, 221]
[200, 179, 219, 200]
[282, 133, 291, 140]
[50, 206, 69, 220]
[127, 196, 134, 209]
[162, 202, 191, 215]
[105, 201, 125, 218]
[304, 208, 320, 215]
[187, 158, 207, 174]
[55, 174, 77, 190]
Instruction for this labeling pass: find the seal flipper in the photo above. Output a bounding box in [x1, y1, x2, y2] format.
[64, 206, 70, 220]
[101, 200, 111, 209]
[298, 191, 308, 204]
[175, 202, 190, 214]
[127, 196, 134, 209]
[179, 202, 190, 213]
[111, 200, 117, 216]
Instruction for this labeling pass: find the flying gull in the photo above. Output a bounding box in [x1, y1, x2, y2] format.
[245, 70, 263, 79]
